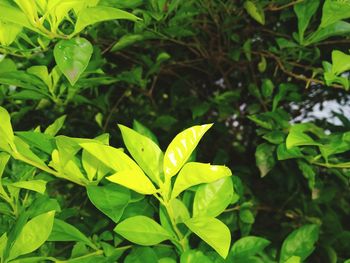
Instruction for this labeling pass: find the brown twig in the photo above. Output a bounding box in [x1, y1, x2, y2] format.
[102, 91, 127, 132]
[266, 0, 304, 11]
[256, 51, 344, 89]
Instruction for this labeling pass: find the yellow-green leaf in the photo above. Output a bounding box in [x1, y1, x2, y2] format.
[80, 142, 138, 172]
[8, 211, 55, 261]
[54, 38, 93, 86]
[184, 217, 231, 258]
[118, 124, 163, 185]
[10, 180, 47, 194]
[164, 124, 213, 179]
[14, 0, 38, 24]
[0, 107, 15, 151]
[171, 162, 232, 199]
[244, 1, 265, 25]
[0, 21, 22, 46]
[114, 216, 171, 246]
[107, 169, 157, 195]
[73, 6, 140, 35]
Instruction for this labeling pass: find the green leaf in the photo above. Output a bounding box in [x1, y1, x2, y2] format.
[81, 144, 156, 193]
[277, 144, 303, 160]
[80, 142, 139, 172]
[107, 169, 157, 195]
[82, 149, 109, 182]
[54, 38, 93, 86]
[244, 1, 265, 25]
[286, 125, 320, 149]
[180, 250, 212, 263]
[27, 65, 50, 87]
[74, 6, 139, 35]
[14, 136, 47, 167]
[111, 34, 148, 52]
[280, 224, 319, 263]
[239, 209, 255, 224]
[0, 233, 7, 263]
[44, 115, 67, 136]
[230, 236, 270, 259]
[164, 124, 213, 178]
[255, 143, 276, 177]
[284, 256, 301, 263]
[0, 106, 15, 152]
[263, 131, 285, 144]
[293, 0, 319, 43]
[8, 211, 55, 261]
[48, 219, 96, 249]
[10, 180, 47, 194]
[297, 160, 316, 190]
[124, 247, 158, 263]
[330, 50, 350, 75]
[114, 216, 171, 246]
[87, 184, 130, 223]
[261, 79, 274, 99]
[193, 177, 233, 217]
[169, 198, 190, 224]
[82, 141, 160, 194]
[0, 152, 10, 179]
[0, 2, 37, 31]
[0, 20, 22, 46]
[305, 21, 350, 45]
[132, 119, 159, 145]
[118, 124, 163, 185]
[320, 0, 350, 28]
[171, 162, 232, 199]
[184, 217, 231, 258]
[258, 56, 267, 73]
[16, 131, 55, 154]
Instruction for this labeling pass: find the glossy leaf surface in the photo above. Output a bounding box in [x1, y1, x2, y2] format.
[54, 38, 93, 86]
[280, 224, 319, 263]
[184, 217, 231, 258]
[8, 211, 55, 261]
[193, 177, 233, 217]
[114, 216, 171, 246]
[48, 219, 96, 249]
[171, 162, 231, 199]
[87, 184, 130, 223]
[0, 107, 15, 151]
[164, 124, 212, 178]
[119, 124, 163, 184]
[74, 6, 139, 35]
[293, 0, 319, 43]
[230, 236, 270, 259]
[107, 169, 157, 195]
[10, 180, 47, 194]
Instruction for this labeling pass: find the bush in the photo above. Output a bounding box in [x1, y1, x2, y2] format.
[0, 0, 350, 262]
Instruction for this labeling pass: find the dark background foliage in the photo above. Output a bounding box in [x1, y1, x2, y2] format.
[1, 0, 350, 262]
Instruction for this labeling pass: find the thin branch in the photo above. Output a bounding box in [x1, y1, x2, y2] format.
[266, 0, 304, 11]
[256, 51, 344, 89]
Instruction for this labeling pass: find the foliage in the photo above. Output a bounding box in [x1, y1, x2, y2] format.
[0, 0, 350, 262]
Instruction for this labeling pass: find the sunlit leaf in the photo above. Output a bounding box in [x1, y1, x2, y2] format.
[8, 211, 55, 261]
[74, 6, 139, 35]
[171, 162, 231, 199]
[164, 124, 213, 179]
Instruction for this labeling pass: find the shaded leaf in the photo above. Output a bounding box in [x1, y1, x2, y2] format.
[114, 216, 171, 246]
[54, 38, 93, 86]
[184, 217, 231, 258]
